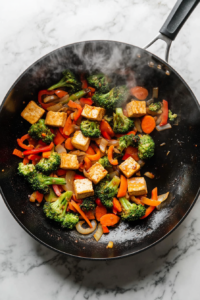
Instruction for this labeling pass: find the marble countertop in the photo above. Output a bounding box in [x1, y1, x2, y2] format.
[1, 0, 200, 299]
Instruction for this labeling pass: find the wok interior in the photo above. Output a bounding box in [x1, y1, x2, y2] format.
[0, 41, 200, 259]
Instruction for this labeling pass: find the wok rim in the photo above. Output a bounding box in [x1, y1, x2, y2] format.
[1, 39, 200, 260]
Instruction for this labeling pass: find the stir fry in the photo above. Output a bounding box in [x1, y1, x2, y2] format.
[13, 70, 177, 242]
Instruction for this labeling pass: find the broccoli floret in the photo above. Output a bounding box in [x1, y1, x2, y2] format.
[36, 152, 61, 175]
[18, 162, 35, 178]
[80, 120, 101, 138]
[87, 73, 111, 93]
[28, 119, 54, 144]
[119, 197, 146, 221]
[104, 115, 113, 126]
[48, 70, 81, 93]
[95, 175, 120, 208]
[138, 135, 155, 160]
[80, 196, 96, 211]
[61, 213, 79, 229]
[118, 134, 140, 152]
[113, 108, 134, 134]
[92, 86, 129, 112]
[148, 102, 162, 112]
[98, 156, 112, 169]
[168, 110, 177, 121]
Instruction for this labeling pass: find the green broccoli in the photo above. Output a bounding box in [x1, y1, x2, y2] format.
[168, 110, 177, 121]
[87, 73, 111, 93]
[104, 115, 113, 126]
[80, 120, 101, 138]
[36, 152, 61, 175]
[28, 119, 54, 144]
[61, 213, 79, 229]
[48, 70, 81, 93]
[118, 134, 140, 152]
[138, 135, 155, 160]
[92, 86, 129, 112]
[119, 197, 146, 221]
[113, 108, 134, 134]
[148, 102, 162, 112]
[43, 191, 72, 221]
[18, 163, 35, 178]
[44, 187, 56, 202]
[98, 156, 112, 169]
[95, 175, 120, 208]
[80, 196, 96, 211]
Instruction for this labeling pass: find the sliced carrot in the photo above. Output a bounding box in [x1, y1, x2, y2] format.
[108, 145, 118, 165]
[23, 157, 29, 165]
[100, 214, 120, 227]
[71, 200, 93, 228]
[95, 206, 107, 221]
[117, 175, 127, 198]
[140, 206, 155, 219]
[130, 86, 148, 100]
[57, 169, 67, 176]
[140, 197, 161, 206]
[35, 191, 44, 203]
[86, 145, 101, 161]
[127, 130, 137, 135]
[53, 130, 65, 145]
[86, 146, 95, 155]
[102, 225, 109, 233]
[13, 149, 24, 158]
[131, 197, 144, 205]
[68, 202, 78, 213]
[113, 198, 122, 212]
[63, 114, 75, 136]
[141, 115, 156, 134]
[64, 138, 75, 150]
[42, 151, 51, 158]
[151, 187, 158, 200]
[84, 157, 92, 170]
[79, 210, 95, 220]
[112, 208, 118, 215]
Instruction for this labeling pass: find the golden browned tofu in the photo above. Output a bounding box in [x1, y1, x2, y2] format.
[84, 162, 108, 184]
[126, 100, 146, 118]
[60, 153, 79, 170]
[21, 101, 45, 124]
[74, 178, 94, 199]
[127, 177, 147, 196]
[119, 157, 140, 178]
[81, 104, 106, 121]
[45, 111, 67, 127]
[71, 131, 90, 151]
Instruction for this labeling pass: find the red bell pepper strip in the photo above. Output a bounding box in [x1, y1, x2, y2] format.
[23, 142, 54, 156]
[159, 100, 168, 126]
[59, 127, 69, 139]
[80, 98, 93, 106]
[95, 198, 104, 207]
[68, 100, 83, 121]
[100, 120, 114, 137]
[54, 90, 68, 98]
[74, 174, 86, 180]
[122, 146, 139, 161]
[35, 191, 44, 203]
[38, 90, 56, 109]
[108, 145, 118, 165]
[28, 154, 41, 160]
[17, 134, 34, 150]
[53, 184, 61, 197]
[101, 131, 111, 140]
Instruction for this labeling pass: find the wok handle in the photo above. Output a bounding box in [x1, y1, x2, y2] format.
[159, 0, 199, 40]
[144, 0, 199, 62]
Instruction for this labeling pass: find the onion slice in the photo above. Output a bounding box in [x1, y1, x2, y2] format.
[107, 140, 119, 147]
[156, 123, 172, 131]
[43, 95, 59, 103]
[55, 144, 66, 154]
[134, 118, 142, 133]
[106, 241, 114, 249]
[62, 171, 75, 193]
[109, 170, 120, 179]
[99, 138, 108, 153]
[47, 103, 63, 112]
[93, 223, 103, 241]
[144, 172, 155, 179]
[156, 192, 169, 210]
[76, 220, 97, 235]
[137, 159, 145, 167]
[69, 150, 86, 156]
[146, 98, 154, 106]
[29, 192, 36, 202]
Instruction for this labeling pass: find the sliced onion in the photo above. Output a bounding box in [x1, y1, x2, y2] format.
[125, 192, 130, 200]
[157, 192, 169, 210]
[60, 94, 69, 103]
[47, 103, 63, 112]
[107, 140, 119, 147]
[144, 172, 155, 179]
[76, 220, 97, 235]
[74, 100, 81, 105]
[76, 116, 82, 126]
[72, 124, 80, 131]
[29, 192, 36, 202]
[63, 171, 75, 193]
[93, 223, 103, 241]
[137, 160, 145, 167]
[106, 241, 114, 249]
[156, 114, 162, 125]
[109, 170, 120, 179]
[77, 155, 85, 163]
[55, 144, 66, 154]
[113, 147, 121, 154]
[146, 98, 154, 106]
[69, 150, 86, 156]
[152, 87, 159, 98]
[134, 118, 142, 133]
[156, 123, 172, 131]
[43, 95, 59, 103]
[99, 138, 108, 153]
[83, 168, 89, 178]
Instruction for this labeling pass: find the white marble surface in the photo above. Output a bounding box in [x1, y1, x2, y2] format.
[1, 0, 200, 299]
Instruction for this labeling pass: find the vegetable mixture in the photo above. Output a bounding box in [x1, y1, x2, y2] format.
[13, 70, 177, 244]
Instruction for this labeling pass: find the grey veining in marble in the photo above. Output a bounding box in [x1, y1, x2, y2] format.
[1, 0, 200, 299]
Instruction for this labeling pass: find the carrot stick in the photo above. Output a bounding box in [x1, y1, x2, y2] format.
[42, 151, 51, 158]
[86, 146, 95, 155]
[65, 138, 75, 150]
[71, 200, 93, 228]
[79, 210, 95, 220]
[68, 202, 78, 213]
[95, 206, 107, 221]
[117, 175, 127, 198]
[35, 191, 44, 203]
[113, 198, 122, 212]
[102, 225, 109, 233]
[141, 115, 156, 134]
[100, 213, 120, 227]
[131, 196, 144, 205]
[151, 187, 158, 200]
[63, 114, 75, 136]
[53, 130, 65, 145]
[140, 206, 155, 219]
[140, 197, 161, 206]
[130, 86, 148, 100]
[23, 157, 29, 165]
[13, 149, 24, 158]
[108, 145, 118, 165]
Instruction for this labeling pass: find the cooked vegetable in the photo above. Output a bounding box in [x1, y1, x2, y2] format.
[13, 149, 24, 158]
[100, 119, 114, 138]
[122, 146, 139, 161]
[138, 134, 155, 160]
[156, 123, 172, 131]
[107, 145, 118, 166]
[100, 214, 120, 227]
[140, 206, 155, 219]
[87, 73, 110, 93]
[65, 138, 75, 150]
[168, 110, 177, 121]
[106, 241, 114, 249]
[113, 197, 122, 212]
[48, 70, 81, 93]
[80, 196, 96, 211]
[118, 134, 139, 152]
[80, 120, 101, 138]
[28, 119, 54, 144]
[144, 172, 155, 179]
[44, 187, 56, 202]
[68, 100, 83, 121]
[23, 142, 54, 156]
[119, 197, 146, 221]
[98, 156, 112, 169]
[104, 115, 113, 125]
[148, 102, 161, 112]
[159, 100, 168, 126]
[157, 192, 169, 210]
[18, 162, 35, 178]
[95, 205, 107, 221]
[141, 115, 156, 134]
[93, 223, 103, 241]
[35, 152, 61, 175]
[71, 201, 93, 228]
[76, 220, 97, 234]
[117, 175, 128, 198]
[62, 212, 79, 229]
[130, 86, 148, 100]
[140, 197, 161, 206]
[113, 108, 134, 134]
[95, 175, 120, 208]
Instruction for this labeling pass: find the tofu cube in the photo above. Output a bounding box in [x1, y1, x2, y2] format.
[81, 104, 106, 121]
[74, 178, 94, 199]
[127, 177, 147, 196]
[126, 100, 146, 118]
[119, 157, 140, 178]
[60, 153, 79, 170]
[45, 111, 67, 127]
[21, 101, 45, 124]
[71, 131, 90, 151]
[84, 162, 108, 184]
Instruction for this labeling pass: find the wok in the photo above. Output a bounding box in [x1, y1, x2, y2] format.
[0, 0, 200, 260]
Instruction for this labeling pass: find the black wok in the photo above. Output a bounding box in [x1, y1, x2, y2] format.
[0, 0, 200, 260]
